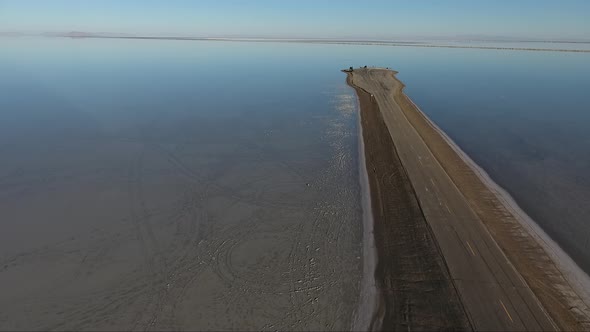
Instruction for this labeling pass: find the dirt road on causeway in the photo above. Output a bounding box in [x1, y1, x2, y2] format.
[348, 67, 590, 331]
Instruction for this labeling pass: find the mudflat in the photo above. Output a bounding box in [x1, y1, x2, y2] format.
[0, 86, 363, 330]
[346, 68, 590, 331]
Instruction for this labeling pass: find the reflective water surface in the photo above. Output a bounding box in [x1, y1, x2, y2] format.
[0, 38, 363, 330]
[1, 38, 589, 329]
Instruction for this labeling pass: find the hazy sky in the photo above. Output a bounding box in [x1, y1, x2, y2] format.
[1, 0, 589, 40]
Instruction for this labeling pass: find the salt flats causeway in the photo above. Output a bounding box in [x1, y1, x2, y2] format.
[346, 67, 590, 331]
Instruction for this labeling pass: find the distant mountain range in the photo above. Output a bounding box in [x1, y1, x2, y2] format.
[1, 31, 589, 44]
[41, 31, 136, 38]
[0, 31, 26, 37]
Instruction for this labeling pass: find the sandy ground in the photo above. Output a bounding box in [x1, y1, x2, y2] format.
[0, 89, 362, 330]
[347, 67, 590, 331]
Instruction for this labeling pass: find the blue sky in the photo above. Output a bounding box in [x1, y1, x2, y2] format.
[1, 0, 589, 40]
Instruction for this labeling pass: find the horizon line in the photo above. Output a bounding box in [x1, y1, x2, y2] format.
[2, 30, 590, 44]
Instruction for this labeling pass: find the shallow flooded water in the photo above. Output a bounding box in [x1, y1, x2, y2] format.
[1, 37, 590, 329]
[0, 38, 363, 330]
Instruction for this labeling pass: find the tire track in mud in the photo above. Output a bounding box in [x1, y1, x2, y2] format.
[1, 241, 138, 331]
[127, 149, 172, 330]
[148, 142, 323, 330]
[145, 141, 327, 328]
[150, 143, 306, 211]
[129, 140, 224, 329]
[33, 138, 299, 330]
[126, 143, 222, 330]
[262, 116, 362, 330]
[135, 141, 301, 329]
[44, 279, 148, 330]
[272, 188, 343, 329]
[0, 175, 193, 331]
[148, 193, 211, 330]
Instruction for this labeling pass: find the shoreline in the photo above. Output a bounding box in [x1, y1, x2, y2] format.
[403, 92, 590, 311]
[349, 76, 380, 331]
[346, 67, 590, 331]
